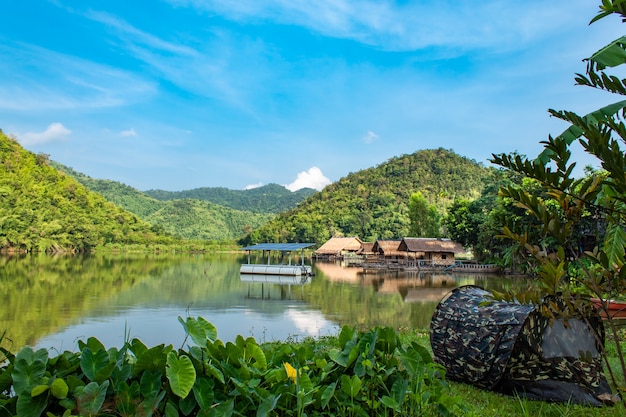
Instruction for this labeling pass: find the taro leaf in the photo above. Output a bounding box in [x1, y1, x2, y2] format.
[192, 377, 215, 410]
[328, 340, 357, 368]
[12, 348, 47, 394]
[0, 363, 14, 393]
[320, 382, 336, 409]
[398, 346, 426, 379]
[30, 384, 49, 397]
[165, 400, 180, 417]
[50, 377, 69, 400]
[76, 380, 109, 417]
[243, 342, 267, 371]
[256, 394, 280, 417]
[380, 395, 400, 412]
[134, 344, 171, 375]
[390, 378, 408, 406]
[78, 337, 106, 354]
[166, 352, 196, 399]
[377, 326, 399, 354]
[178, 317, 218, 346]
[205, 362, 225, 384]
[299, 371, 314, 394]
[337, 325, 356, 348]
[179, 391, 197, 415]
[130, 338, 149, 357]
[140, 370, 163, 398]
[410, 342, 433, 364]
[80, 348, 114, 383]
[340, 374, 362, 398]
[16, 389, 48, 417]
[137, 390, 166, 417]
[116, 381, 138, 416]
[208, 399, 233, 417]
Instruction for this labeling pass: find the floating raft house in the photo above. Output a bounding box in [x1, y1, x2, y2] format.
[240, 243, 315, 276]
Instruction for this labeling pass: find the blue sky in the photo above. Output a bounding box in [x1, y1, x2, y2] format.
[1, 1, 623, 191]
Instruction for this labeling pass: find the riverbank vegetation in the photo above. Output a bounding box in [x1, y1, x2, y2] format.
[1, 321, 624, 417]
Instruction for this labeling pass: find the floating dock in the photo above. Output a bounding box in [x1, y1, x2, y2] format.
[240, 243, 315, 277]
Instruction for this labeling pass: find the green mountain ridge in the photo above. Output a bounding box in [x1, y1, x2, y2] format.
[246, 148, 494, 245]
[2, 128, 494, 249]
[51, 163, 278, 241]
[145, 183, 316, 214]
[0, 130, 170, 251]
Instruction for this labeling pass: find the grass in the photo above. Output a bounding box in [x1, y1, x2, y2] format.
[400, 328, 625, 417]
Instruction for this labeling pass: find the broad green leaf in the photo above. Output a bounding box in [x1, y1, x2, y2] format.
[208, 399, 233, 417]
[116, 381, 139, 416]
[130, 338, 148, 357]
[140, 370, 163, 398]
[12, 348, 47, 394]
[256, 394, 280, 417]
[244, 342, 267, 370]
[390, 377, 408, 405]
[166, 352, 196, 399]
[192, 377, 214, 410]
[337, 325, 356, 348]
[134, 344, 172, 375]
[80, 348, 114, 383]
[31, 384, 49, 397]
[205, 362, 225, 384]
[78, 337, 106, 354]
[603, 222, 626, 266]
[76, 380, 109, 416]
[381, 395, 400, 411]
[16, 390, 48, 417]
[179, 391, 197, 415]
[165, 400, 180, 417]
[589, 36, 626, 69]
[320, 382, 336, 409]
[340, 374, 362, 398]
[298, 371, 314, 393]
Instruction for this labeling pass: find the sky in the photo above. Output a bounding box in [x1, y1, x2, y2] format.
[1, 1, 624, 192]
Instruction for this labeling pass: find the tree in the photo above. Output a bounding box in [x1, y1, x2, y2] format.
[491, 1, 626, 398]
[408, 192, 441, 237]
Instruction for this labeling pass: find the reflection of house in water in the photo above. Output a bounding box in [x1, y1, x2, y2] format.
[368, 273, 477, 303]
[240, 274, 311, 300]
[315, 262, 384, 287]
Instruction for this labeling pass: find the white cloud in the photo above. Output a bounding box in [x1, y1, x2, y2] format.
[120, 128, 137, 137]
[244, 182, 264, 190]
[363, 130, 378, 144]
[19, 123, 71, 146]
[285, 167, 330, 191]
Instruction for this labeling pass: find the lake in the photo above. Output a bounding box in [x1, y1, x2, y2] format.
[0, 252, 529, 353]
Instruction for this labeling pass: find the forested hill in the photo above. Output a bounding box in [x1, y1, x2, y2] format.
[0, 130, 170, 252]
[144, 184, 316, 214]
[51, 163, 274, 241]
[245, 148, 494, 245]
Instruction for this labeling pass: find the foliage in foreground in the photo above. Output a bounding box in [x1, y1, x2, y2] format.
[0, 318, 463, 417]
[491, 0, 626, 398]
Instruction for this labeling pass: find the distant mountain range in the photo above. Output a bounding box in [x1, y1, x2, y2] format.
[2, 128, 495, 250]
[51, 163, 315, 241]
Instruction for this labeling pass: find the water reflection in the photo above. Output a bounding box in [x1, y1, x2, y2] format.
[0, 254, 531, 352]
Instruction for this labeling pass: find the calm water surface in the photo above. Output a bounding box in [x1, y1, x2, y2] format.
[0, 253, 529, 352]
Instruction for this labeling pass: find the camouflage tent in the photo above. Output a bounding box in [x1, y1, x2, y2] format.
[430, 285, 614, 406]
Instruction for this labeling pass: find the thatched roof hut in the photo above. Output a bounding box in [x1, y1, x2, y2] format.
[315, 236, 363, 258]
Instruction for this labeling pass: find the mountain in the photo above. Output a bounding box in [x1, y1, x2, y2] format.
[245, 148, 494, 245]
[51, 163, 274, 241]
[144, 183, 316, 214]
[0, 130, 169, 252]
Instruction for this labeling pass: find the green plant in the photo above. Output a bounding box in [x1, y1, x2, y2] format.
[491, 0, 626, 403]
[0, 318, 463, 416]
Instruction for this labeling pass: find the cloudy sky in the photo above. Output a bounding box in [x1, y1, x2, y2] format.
[1, 1, 623, 191]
